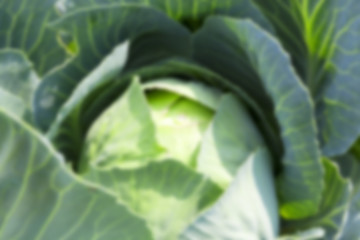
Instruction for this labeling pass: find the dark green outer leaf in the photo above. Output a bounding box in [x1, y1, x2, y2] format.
[0, 108, 153, 240]
[251, 0, 307, 79]
[0, 50, 39, 102]
[254, 0, 360, 157]
[0, 49, 39, 119]
[0, 88, 25, 117]
[193, 17, 323, 219]
[339, 192, 360, 240]
[34, 4, 191, 131]
[335, 153, 360, 240]
[317, 2, 360, 156]
[47, 41, 129, 166]
[56, 0, 273, 31]
[283, 158, 351, 239]
[0, 0, 66, 75]
[335, 153, 360, 192]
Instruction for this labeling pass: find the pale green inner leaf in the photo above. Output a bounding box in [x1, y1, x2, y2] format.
[143, 79, 222, 110]
[80, 78, 163, 171]
[197, 93, 264, 188]
[147, 89, 214, 166]
[84, 160, 222, 240]
[180, 149, 279, 240]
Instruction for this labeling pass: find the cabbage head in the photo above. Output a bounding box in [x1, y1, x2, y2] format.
[0, 0, 359, 239]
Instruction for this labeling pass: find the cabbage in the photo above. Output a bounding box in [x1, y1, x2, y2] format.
[0, 0, 359, 239]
